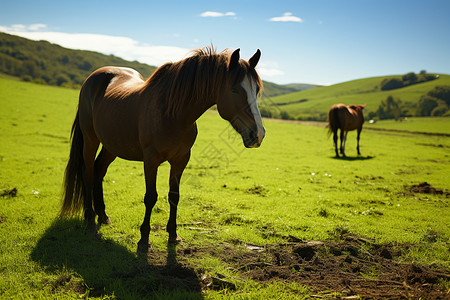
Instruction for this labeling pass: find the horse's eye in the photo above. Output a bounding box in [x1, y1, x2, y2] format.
[231, 88, 239, 94]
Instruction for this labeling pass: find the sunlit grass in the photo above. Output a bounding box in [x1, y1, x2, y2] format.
[1, 78, 449, 298]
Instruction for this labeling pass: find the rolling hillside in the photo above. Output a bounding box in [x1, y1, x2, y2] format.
[0, 32, 157, 88]
[263, 74, 450, 121]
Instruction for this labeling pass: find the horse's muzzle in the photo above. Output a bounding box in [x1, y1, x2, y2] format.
[243, 127, 264, 148]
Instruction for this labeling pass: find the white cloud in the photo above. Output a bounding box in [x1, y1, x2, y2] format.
[269, 12, 303, 23]
[257, 61, 285, 78]
[259, 67, 284, 77]
[28, 24, 47, 31]
[0, 25, 190, 66]
[200, 11, 236, 17]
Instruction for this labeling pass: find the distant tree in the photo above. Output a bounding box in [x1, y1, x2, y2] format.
[367, 111, 377, 120]
[59, 55, 69, 65]
[280, 110, 293, 120]
[376, 96, 402, 120]
[22, 60, 38, 78]
[56, 74, 70, 86]
[416, 96, 438, 116]
[79, 60, 92, 71]
[259, 106, 273, 118]
[380, 78, 404, 91]
[431, 103, 449, 116]
[427, 85, 450, 105]
[402, 72, 418, 85]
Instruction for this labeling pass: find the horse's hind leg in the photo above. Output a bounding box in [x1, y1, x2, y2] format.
[82, 135, 100, 233]
[333, 130, 339, 157]
[167, 152, 190, 244]
[93, 147, 116, 225]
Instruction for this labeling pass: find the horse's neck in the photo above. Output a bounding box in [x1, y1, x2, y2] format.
[176, 97, 216, 127]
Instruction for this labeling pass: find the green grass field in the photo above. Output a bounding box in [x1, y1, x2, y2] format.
[365, 117, 450, 135]
[1, 78, 449, 299]
[265, 74, 450, 119]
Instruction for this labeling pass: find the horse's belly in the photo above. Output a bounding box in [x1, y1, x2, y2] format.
[94, 122, 144, 161]
[103, 139, 144, 161]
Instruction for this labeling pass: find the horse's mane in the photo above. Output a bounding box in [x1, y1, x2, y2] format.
[145, 46, 262, 117]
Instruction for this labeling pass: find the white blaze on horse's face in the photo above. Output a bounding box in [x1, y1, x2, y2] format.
[240, 76, 265, 148]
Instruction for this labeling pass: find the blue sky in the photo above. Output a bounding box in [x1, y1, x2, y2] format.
[1, 0, 450, 85]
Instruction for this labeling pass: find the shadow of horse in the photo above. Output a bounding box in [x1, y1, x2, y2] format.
[331, 155, 375, 161]
[30, 219, 204, 299]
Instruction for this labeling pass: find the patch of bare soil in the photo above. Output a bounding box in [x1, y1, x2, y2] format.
[0, 187, 17, 197]
[408, 182, 449, 197]
[148, 235, 450, 299]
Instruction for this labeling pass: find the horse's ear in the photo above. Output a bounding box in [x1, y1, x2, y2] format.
[228, 48, 240, 69]
[249, 49, 261, 69]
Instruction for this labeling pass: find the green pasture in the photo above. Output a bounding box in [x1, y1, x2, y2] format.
[1, 78, 449, 299]
[365, 116, 450, 135]
[265, 74, 450, 119]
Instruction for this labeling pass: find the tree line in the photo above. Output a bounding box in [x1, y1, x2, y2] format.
[380, 71, 438, 91]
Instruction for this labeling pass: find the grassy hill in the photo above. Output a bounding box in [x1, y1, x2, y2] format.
[263, 74, 450, 121]
[262, 81, 320, 98]
[0, 32, 157, 88]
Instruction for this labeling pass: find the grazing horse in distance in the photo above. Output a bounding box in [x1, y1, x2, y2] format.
[328, 104, 366, 157]
[60, 47, 265, 252]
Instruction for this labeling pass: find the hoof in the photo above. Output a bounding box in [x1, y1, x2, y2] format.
[98, 215, 112, 225]
[85, 220, 97, 235]
[168, 235, 183, 244]
[137, 241, 151, 253]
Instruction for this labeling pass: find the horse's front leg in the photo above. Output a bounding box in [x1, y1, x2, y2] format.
[342, 131, 348, 157]
[339, 130, 346, 157]
[137, 160, 159, 253]
[167, 152, 190, 244]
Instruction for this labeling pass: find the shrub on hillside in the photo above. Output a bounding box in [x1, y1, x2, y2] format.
[380, 72, 438, 91]
[376, 96, 403, 120]
[402, 72, 418, 85]
[427, 86, 450, 105]
[416, 96, 439, 116]
[431, 103, 449, 116]
[380, 78, 404, 91]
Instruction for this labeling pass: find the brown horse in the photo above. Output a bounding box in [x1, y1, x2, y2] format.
[328, 103, 365, 157]
[60, 47, 265, 252]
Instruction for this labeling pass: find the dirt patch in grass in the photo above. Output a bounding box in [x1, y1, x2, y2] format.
[150, 235, 450, 299]
[0, 187, 18, 197]
[408, 182, 449, 196]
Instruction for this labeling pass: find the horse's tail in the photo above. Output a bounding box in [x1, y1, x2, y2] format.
[60, 111, 85, 216]
[327, 106, 340, 137]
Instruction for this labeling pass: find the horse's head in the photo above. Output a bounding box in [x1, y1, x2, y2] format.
[217, 49, 265, 148]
